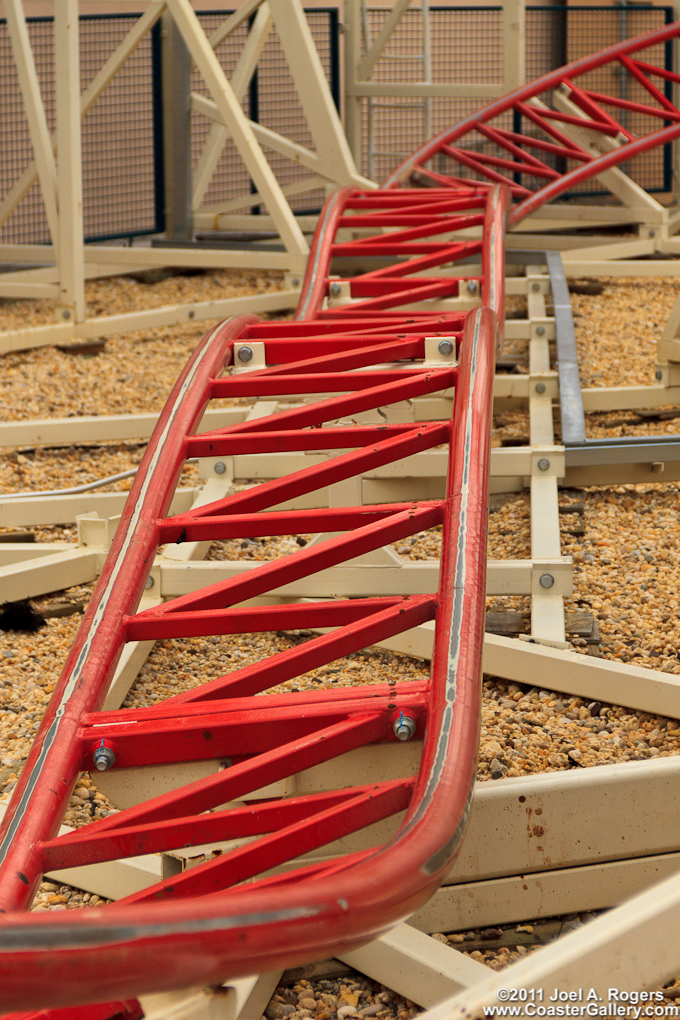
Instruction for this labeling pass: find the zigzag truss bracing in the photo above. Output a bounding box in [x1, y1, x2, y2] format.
[0, 183, 508, 1017]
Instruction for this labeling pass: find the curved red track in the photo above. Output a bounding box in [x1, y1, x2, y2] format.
[0, 182, 507, 1014]
[3, 19, 680, 1016]
[384, 22, 680, 226]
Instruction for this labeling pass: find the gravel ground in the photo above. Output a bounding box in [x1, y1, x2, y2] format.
[2, 268, 680, 1009]
[570, 277, 679, 390]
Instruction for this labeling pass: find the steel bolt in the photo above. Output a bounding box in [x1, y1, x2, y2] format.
[537, 458, 550, 471]
[535, 382, 546, 394]
[536, 326, 546, 336]
[214, 461, 227, 475]
[237, 346, 253, 363]
[656, 369, 664, 381]
[291, 278, 300, 287]
[467, 281, 477, 294]
[539, 573, 555, 589]
[61, 309, 70, 320]
[393, 712, 416, 741]
[330, 282, 342, 296]
[145, 576, 154, 589]
[532, 282, 541, 292]
[438, 339, 454, 356]
[92, 742, 115, 772]
[188, 309, 195, 319]
[649, 229, 656, 238]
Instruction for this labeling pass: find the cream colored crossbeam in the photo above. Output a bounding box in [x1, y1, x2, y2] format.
[192, 2, 274, 210]
[168, 0, 307, 256]
[0, 2, 166, 232]
[4, 0, 59, 243]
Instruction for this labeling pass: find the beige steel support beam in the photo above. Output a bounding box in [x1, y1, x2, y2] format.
[540, 91, 667, 224]
[0, 403, 247, 444]
[580, 383, 680, 412]
[343, 0, 364, 163]
[0, 548, 99, 602]
[4, 0, 59, 244]
[503, 0, 525, 91]
[338, 925, 488, 1007]
[138, 972, 283, 1020]
[419, 866, 680, 1019]
[268, 0, 362, 186]
[192, 3, 274, 210]
[157, 557, 570, 599]
[54, 0, 85, 323]
[0, 2, 166, 234]
[0, 489, 197, 528]
[356, 0, 414, 81]
[483, 632, 680, 718]
[0, 407, 247, 448]
[414, 852, 680, 934]
[527, 267, 566, 647]
[167, 0, 308, 257]
[0, 287, 301, 357]
[552, 260, 680, 277]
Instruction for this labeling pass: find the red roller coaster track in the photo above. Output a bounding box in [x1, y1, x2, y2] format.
[0, 182, 506, 1016]
[2, 19, 680, 1018]
[384, 22, 680, 227]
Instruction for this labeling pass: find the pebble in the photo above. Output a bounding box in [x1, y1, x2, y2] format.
[3, 269, 680, 1004]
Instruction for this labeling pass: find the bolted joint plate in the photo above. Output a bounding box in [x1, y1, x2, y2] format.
[531, 447, 565, 477]
[423, 336, 459, 368]
[529, 374, 558, 400]
[233, 341, 266, 374]
[198, 456, 235, 482]
[531, 558, 573, 598]
[531, 318, 555, 341]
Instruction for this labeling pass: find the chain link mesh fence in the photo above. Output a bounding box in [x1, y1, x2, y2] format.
[0, 6, 674, 248]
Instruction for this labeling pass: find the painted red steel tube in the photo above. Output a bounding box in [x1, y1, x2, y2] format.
[0, 183, 505, 1013]
[383, 21, 680, 227]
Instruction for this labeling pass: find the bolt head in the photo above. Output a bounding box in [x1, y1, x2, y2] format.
[536, 326, 546, 336]
[330, 282, 342, 296]
[61, 309, 70, 320]
[214, 461, 227, 475]
[438, 339, 454, 356]
[649, 229, 656, 238]
[291, 278, 300, 287]
[539, 573, 555, 589]
[532, 282, 541, 292]
[467, 281, 477, 294]
[537, 457, 550, 471]
[535, 382, 546, 394]
[237, 346, 253, 363]
[92, 745, 115, 772]
[656, 369, 663, 381]
[393, 713, 416, 741]
[145, 576, 154, 589]
[188, 309, 195, 319]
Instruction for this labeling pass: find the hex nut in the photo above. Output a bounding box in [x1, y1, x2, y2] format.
[237, 346, 253, 363]
[539, 573, 555, 589]
[438, 339, 454, 356]
[537, 458, 550, 471]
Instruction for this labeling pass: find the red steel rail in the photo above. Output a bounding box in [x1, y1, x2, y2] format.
[0, 183, 507, 1016]
[384, 22, 680, 226]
